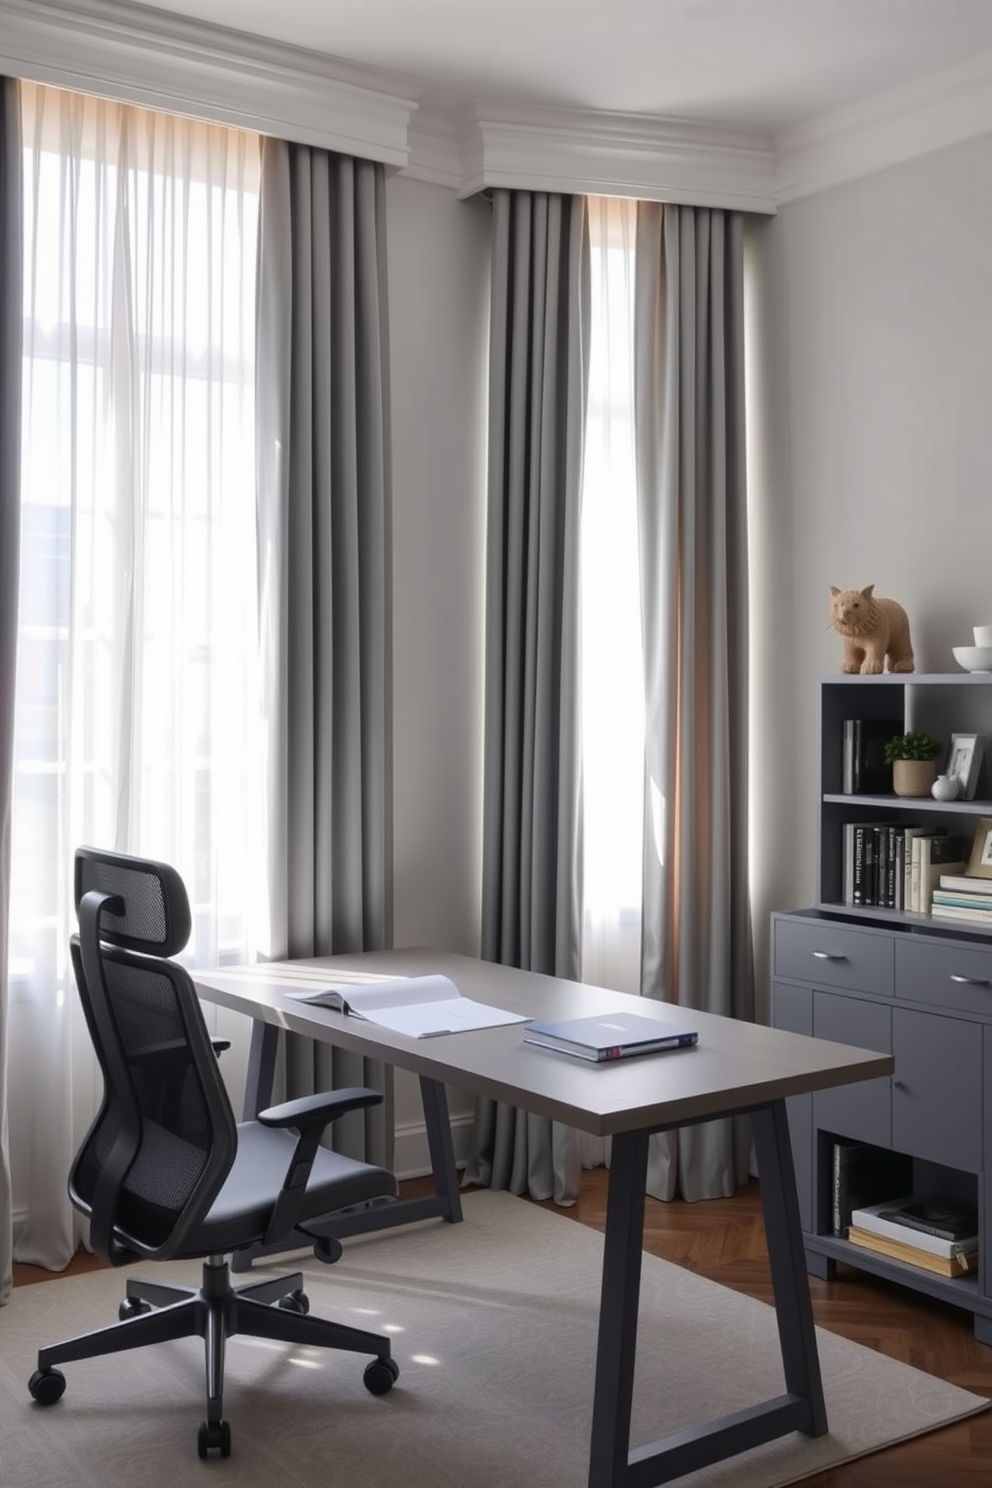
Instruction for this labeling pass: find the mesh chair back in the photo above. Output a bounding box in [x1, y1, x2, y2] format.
[75, 845, 192, 956]
[69, 848, 236, 1263]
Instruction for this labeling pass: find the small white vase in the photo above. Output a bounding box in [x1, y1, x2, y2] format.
[931, 773, 960, 801]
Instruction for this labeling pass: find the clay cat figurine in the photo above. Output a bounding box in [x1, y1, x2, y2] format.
[829, 584, 915, 674]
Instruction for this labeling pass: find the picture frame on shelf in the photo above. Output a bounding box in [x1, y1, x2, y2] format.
[947, 733, 985, 801]
[966, 817, 992, 879]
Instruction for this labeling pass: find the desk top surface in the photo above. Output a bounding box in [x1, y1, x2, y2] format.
[193, 949, 893, 1138]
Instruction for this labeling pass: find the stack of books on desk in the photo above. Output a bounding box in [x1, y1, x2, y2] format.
[931, 873, 992, 926]
[848, 1197, 979, 1278]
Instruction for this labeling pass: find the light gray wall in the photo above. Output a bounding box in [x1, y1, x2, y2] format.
[388, 174, 491, 959]
[748, 133, 992, 1017]
[386, 174, 492, 1170]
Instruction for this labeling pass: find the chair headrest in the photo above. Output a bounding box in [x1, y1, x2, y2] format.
[74, 847, 192, 957]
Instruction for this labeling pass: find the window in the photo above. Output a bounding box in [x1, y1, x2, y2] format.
[10, 81, 263, 1260]
[579, 197, 644, 994]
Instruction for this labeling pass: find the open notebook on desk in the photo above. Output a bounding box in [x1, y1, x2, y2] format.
[284, 972, 529, 1038]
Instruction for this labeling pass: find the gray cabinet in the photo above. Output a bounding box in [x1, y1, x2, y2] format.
[812, 991, 891, 1147]
[771, 673, 992, 1345]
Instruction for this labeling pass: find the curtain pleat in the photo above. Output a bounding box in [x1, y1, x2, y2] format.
[0, 76, 22, 1305]
[466, 189, 589, 1204]
[255, 139, 394, 1167]
[634, 202, 754, 1201]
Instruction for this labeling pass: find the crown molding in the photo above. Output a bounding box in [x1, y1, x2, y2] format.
[774, 49, 992, 204]
[0, 0, 420, 165]
[403, 109, 463, 188]
[5, 0, 992, 211]
[452, 102, 778, 213]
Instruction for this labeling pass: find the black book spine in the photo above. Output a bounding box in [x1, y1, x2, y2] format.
[886, 824, 898, 908]
[853, 826, 866, 905]
[843, 720, 857, 795]
[832, 1143, 847, 1236]
[863, 828, 877, 906]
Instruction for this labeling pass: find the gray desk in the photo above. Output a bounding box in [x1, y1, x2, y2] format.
[194, 949, 892, 1488]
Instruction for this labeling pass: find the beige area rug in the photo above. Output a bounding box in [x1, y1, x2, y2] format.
[0, 1190, 986, 1488]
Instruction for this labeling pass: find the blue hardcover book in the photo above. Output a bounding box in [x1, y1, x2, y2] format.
[522, 1012, 698, 1062]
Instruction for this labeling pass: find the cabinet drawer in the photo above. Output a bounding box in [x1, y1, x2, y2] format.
[895, 937, 992, 1019]
[774, 918, 894, 997]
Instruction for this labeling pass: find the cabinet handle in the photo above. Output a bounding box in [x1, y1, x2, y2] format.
[950, 974, 990, 986]
[812, 951, 846, 961]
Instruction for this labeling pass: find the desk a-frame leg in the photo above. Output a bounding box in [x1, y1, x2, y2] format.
[231, 1019, 463, 1272]
[587, 1099, 826, 1488]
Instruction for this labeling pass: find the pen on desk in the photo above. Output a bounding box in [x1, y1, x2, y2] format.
[419, 1029, 453, 1038]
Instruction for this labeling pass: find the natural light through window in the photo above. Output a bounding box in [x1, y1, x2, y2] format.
[579, 197, 645, 994]
[11, 83, 262, 1023]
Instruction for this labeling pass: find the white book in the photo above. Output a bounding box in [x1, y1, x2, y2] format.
[850, 1198, 978, 1258]
[276, 973, 530, 1038]
[940, 873, 992, 896]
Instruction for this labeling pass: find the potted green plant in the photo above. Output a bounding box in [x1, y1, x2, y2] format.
[883, 732, 942, 797]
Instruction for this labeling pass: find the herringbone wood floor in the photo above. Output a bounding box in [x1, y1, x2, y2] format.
[532, 1170, 992, 1486]
[14, 1171, 992, 1483]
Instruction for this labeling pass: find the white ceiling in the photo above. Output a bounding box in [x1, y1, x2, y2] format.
[125, 0, 992, 133]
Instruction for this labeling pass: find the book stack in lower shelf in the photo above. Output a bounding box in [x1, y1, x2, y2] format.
[931, 872, 992, 927]
[848, 1198, 979, 1278]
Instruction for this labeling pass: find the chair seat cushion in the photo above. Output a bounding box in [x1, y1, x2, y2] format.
[180, 1122, 397, 1256]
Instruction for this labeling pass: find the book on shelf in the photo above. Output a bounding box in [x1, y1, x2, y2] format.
[850, 820, 894, 906]
[846, 1226, 978, 1277]
[831, 1140, 913, 1237]
[842, 822, 856, 905]
[910, 833, 968, 914]
[939, 873, 992, 896]
[841, 718, 902, 795]
[932, 890, 992, 911]
[843, 821, 924, 909]
[850, 1197, 979, 1255]
[899, 824, 930, 910]
[931, 903, 992, 925]
[522, 1011, 698, 1062]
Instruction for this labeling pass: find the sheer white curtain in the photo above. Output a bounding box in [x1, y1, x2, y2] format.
[580, 196, 644, 998]
[9, 83, 263, 1268]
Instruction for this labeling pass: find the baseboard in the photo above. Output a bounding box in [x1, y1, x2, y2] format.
[393, 1111, 475, 1182]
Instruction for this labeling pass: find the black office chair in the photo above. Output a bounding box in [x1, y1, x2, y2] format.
[28, 846, 400, 1459]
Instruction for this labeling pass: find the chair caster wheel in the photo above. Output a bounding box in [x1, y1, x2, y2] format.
[197, 1419, 231, 1458]
[363, 1356, 399, 1395]
[314, 1235, 343, 1265]
[29, 1367, 66, 1406]
[118, 1297, 152, 1321]
[277, 1289, 309, 1315]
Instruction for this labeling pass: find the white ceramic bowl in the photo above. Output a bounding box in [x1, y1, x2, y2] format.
[952, 645, 992, 672]
[974, 625, 992, 646]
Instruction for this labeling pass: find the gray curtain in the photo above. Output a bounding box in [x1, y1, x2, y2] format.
[634, 202, 753, 1201]
[466, 190, 589, 1204]
[0, 77, 21, 1304]
[255, 138, 394, 1167]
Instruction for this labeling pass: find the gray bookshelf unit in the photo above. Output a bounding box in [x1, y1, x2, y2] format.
[772, 673, 992, 1344]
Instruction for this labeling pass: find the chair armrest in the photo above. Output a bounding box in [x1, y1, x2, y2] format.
[256, 1087, 386, 1247]
[257, 1087, 383, 1135]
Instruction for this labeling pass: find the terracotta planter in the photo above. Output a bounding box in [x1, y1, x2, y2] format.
[892, 758, 938, 798]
